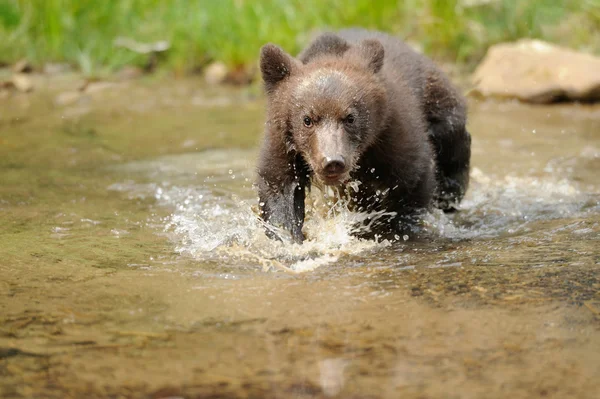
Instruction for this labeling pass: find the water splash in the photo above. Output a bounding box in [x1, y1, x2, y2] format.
[425, 167, 597, 240]
[158, 183, 390, 273]
[110, 150, 598, 272]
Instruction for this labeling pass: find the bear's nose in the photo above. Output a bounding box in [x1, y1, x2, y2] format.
[322, 156, 346, 175]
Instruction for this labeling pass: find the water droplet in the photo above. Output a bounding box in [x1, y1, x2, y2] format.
[402, 235, 409, 241]
[228, 169, 233, 175]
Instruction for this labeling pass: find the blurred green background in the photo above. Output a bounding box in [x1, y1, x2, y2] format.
[1, 0, 599, 76]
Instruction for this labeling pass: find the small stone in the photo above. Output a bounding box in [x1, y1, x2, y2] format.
[204, 62, 228, 85]
[0, 80, 13, 90]
[117, 66, 143, 81]
[84, 81, 117, 94]
[13, 60, 33, 73]
[226, 64, 256, 85]
[43, 63, 72, 75]
[114, 37, 170, 54]
[54, 91, 82, 106]
[11, 73, 33, 92]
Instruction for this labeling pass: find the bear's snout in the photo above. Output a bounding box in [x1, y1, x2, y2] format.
[322, 156, 346, 177]
[319, 155, 348, 185]
[311, 123, 353, 185]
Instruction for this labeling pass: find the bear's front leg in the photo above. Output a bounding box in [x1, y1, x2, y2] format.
[258, 177, 306, 244]
[257, 148, 309, 244]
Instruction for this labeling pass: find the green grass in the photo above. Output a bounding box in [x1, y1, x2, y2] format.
[0, 0, 599, 76]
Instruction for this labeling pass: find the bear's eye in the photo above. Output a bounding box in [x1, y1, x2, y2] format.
[345, 114, 355, 124]
[303, 116, 313, 127]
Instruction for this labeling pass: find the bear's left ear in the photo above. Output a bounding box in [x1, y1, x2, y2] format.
[298, 33, 350, 64]
[353, 39, 385, 74]
[260, 44, 298, 93]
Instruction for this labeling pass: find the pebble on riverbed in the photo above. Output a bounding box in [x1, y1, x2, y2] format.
[204, 61, 228, 85]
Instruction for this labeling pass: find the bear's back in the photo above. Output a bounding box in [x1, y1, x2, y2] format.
[336, 28, 435, 102]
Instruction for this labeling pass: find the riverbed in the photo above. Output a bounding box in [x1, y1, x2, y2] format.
[1, 78, 598, 398]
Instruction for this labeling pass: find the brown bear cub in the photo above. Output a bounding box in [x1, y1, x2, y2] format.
[257, 29, 471, 243]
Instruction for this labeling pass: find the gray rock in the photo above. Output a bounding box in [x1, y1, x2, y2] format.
[472, 40, 600, 103]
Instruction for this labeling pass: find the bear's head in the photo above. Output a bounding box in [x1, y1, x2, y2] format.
[260, 36, 388, 186]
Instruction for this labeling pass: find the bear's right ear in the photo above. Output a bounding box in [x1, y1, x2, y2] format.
[260, 44, 297, 93]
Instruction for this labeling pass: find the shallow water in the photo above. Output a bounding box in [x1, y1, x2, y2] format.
[1, 79, 599, 398]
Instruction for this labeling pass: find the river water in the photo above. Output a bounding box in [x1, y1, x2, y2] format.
[1, 79, 598, 398]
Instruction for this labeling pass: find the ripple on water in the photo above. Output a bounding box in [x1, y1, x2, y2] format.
[110, 149, 599, 273]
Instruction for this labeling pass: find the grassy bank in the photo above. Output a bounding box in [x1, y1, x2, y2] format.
[1, 0, 599, 76]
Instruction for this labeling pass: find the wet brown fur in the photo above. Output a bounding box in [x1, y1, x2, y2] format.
[257, 29, 471, 243]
